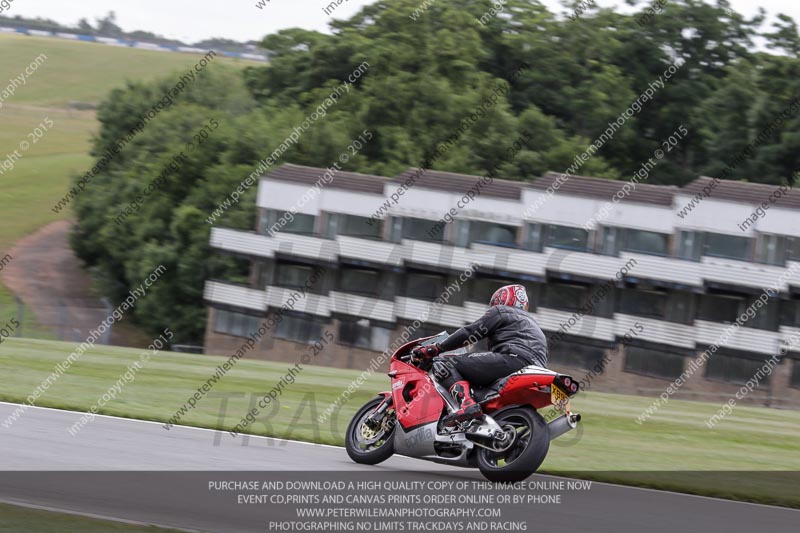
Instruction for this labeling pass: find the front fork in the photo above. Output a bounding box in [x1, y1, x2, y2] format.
[364, 394, 393, 430]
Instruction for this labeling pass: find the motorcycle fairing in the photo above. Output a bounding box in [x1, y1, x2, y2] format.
[389, 358, 445, 431]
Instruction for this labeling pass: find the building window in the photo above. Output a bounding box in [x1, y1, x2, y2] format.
[409, 324, 450, 341]
[780, 300, 800, 328]
[548, 339, 606, 370]
[339, 318, 392, 351]
[545, 225, 589, 251]
[706, 354, 771, 385]
[756, 234, 786, 266]
[602, 227, 669, 257]
[665, 291, 694, 324]
[704, 232, 751, 261]
[468, 277, 515, 304]
[524, 224, 542, 251]
[214, 309, 262, 338]
[256, 260, 272, 289]
[469, 221, 517, 247]
[599, 226, 620, 256]
[542, 282, 589, 312]
[791, 361, 800, 389]
[677, 231, 702, 261]
[624, 229, 669, 256]
[623, 346, 685, 379]
[402, 217, 444, 242]
[788, 237, 800, 262]
[263, 210, 316, 236]
[619, 288, 667, 319]
[274, 313, 325, 344]
[454, 220, 470, 247]
[679, 231, 752, 261]
[697, 293, 743, 324]
[405, 272, 445, 300]
[697, 293, 778, 331]
[275, 263, 317, 290]
[338, 267, 380, 296]
[331, 214, 382, 239]
[742, 294, 779, 331]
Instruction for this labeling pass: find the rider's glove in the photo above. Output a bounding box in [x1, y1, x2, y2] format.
[411, 344, 440, 364]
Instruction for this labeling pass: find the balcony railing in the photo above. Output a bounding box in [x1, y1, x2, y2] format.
[533, 307, 616, 342]
[694, 319, 781, 356]
[329, 291, 395, 322]
[204, 280, 268, 311]
[210, 227, 800, 295]
[615, 313, 695, 349]
[205, 278, 800, 356]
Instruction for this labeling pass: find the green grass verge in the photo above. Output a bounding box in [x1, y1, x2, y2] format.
[0, 277, 57, 349]
[0, 503, 183, 532]
[0, 338, 798, 507]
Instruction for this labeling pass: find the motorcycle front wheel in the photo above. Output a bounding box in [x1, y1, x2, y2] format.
[345, 396, 396, 465]
[476, 407, 550, 482]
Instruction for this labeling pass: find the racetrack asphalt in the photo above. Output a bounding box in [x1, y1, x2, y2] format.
[0, 401, 797, 533]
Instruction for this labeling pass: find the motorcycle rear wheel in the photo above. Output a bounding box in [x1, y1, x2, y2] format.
[345, 396, 396, 465]
[476, 407, 549, 482]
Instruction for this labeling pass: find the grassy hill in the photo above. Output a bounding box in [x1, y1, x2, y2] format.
[0, 33, 253, 251]
[1, 337, 799, 507]
[0, 33, 254, 107]
[0, 34, 254, 330]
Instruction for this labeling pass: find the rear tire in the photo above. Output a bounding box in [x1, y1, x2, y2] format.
[345, 396, 396, 465]
[476, 407, 549, 482]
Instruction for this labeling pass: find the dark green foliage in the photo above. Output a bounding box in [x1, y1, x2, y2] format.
[73, 0, 800, 341]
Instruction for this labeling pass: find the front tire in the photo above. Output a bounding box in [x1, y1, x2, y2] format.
[476, 407, 549, 482]
[345, 396, 396, 465]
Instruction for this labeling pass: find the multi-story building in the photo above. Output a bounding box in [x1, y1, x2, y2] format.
[204, 163, 800, 407]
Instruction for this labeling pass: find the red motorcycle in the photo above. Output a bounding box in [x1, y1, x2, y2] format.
[346, 332, 581, 482]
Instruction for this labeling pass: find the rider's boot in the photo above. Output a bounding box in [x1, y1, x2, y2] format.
[442, 381, 483, 427]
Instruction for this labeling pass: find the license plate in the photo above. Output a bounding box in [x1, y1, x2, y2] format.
[551, 384, 570, 413]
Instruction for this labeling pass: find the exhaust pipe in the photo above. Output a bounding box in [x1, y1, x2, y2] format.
[548, 413, 581, 441]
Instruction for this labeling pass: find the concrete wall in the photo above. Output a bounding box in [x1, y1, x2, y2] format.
[204, 307, 396, 372]
[566, 344, 800, 408]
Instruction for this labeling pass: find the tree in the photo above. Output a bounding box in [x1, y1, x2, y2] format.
[95, 11, 123, 38]
[77, 18, 94, 34]
[71, 0, 800, 342]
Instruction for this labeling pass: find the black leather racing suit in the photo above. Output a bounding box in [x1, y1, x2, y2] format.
[432, 305, 548, 390]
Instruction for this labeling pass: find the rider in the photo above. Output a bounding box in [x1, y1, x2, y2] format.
[411, 284, 548, 427]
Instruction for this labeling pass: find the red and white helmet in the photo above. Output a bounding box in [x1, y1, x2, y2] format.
[489, 284, 529, 311]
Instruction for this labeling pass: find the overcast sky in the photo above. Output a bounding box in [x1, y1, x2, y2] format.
[4, 0, 797, 44]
